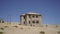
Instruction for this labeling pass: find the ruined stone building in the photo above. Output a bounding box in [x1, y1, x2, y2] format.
[20, 12, 42, 27]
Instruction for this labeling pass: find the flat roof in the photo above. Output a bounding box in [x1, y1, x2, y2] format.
[21, 12, 41, 16]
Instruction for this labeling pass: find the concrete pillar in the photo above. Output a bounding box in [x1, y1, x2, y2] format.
[30, 15, 32, 26]
[20, 16, 24, 25]
[26, 15, 29, 26]
[38, 15, 42, 26]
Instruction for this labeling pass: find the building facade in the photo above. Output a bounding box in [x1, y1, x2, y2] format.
[20, 12, 42, 27]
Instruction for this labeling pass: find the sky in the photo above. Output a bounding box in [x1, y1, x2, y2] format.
[0, 0, 60, 25]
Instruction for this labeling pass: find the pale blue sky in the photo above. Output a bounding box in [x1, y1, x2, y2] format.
[0, 0, 60, 24]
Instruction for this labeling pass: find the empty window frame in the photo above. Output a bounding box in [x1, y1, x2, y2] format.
[36, 21, 39, 24]
[36, 16, 38, 18]
[29, 21, 30, 24]
[29, 15, 31, 18]
[32, 21, 35, 24]
[32, 16, 35, 18]
[24, 16, 25, 19]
